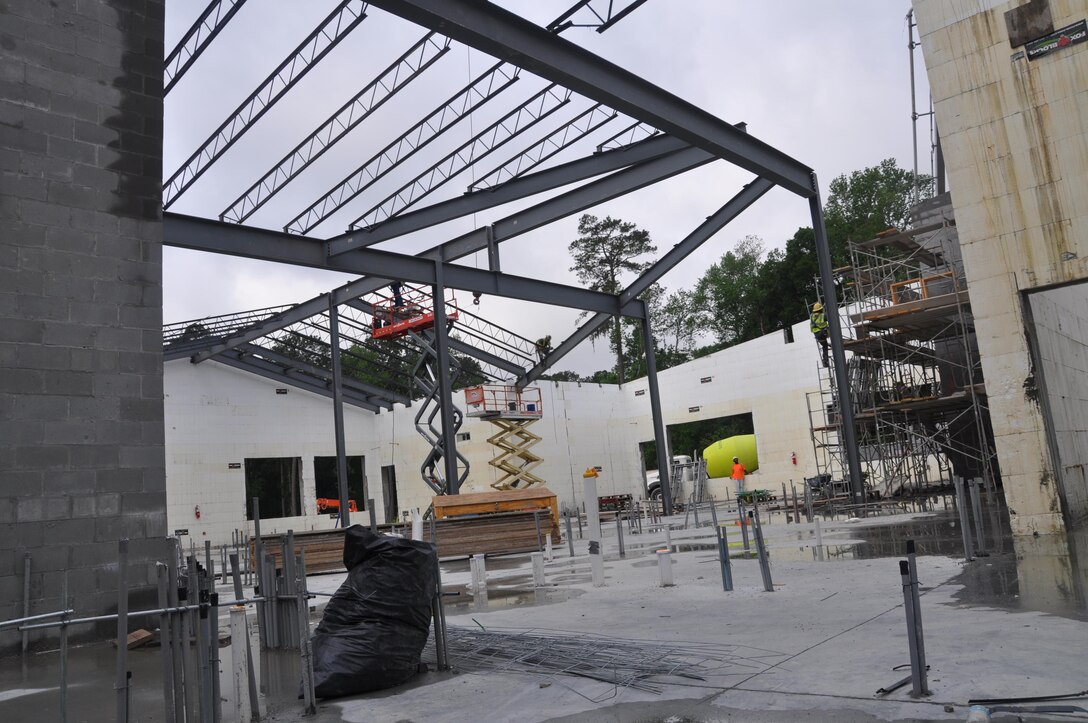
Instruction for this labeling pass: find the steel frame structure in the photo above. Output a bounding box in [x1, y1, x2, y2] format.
[163, 0, 864, 507]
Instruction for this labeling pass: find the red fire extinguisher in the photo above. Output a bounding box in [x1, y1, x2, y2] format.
[791, 452, 797, 465]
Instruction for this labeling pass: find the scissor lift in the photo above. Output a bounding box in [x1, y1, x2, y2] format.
[464, 385, 545, 490]
[371, 284, 468, 495]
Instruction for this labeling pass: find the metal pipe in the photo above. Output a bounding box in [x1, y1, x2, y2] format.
[156, 565, 175, 723]
[0, 608, 75, 628]
[751, 504, 774, 592]
[899, 560, 924, 697]
[18, 596, 268, 632]
[297, 549, 316, 715]
[615, 513, 625, 557]
[564, 514, 574, 557]
[22, 553, 30, 654]
[115, 539, 130, 723]
[738, 502, 750, 553]
[906, 541, 928, 689]
[969, 478, 987, 555]
[60, 573, 69, 723]
[167, 542, 185, 723]
[954, 476, 975, 561]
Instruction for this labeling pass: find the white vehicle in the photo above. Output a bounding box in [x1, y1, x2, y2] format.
[645, 455, 705, 504]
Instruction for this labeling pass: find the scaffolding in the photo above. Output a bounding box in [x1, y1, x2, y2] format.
[808, 219, 998, 501]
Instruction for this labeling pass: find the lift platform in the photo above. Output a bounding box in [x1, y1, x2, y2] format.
[370, 283, 459, 341]
[464, 385, 545, 490]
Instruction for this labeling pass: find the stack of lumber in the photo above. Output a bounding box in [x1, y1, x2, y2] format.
[251, 528, 347, 575]
[433, 510, 558, 558]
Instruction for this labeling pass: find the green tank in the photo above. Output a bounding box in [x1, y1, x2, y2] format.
[702, 434, 758, 478]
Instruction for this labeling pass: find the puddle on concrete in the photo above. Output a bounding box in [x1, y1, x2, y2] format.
[442, 582, 584, 614]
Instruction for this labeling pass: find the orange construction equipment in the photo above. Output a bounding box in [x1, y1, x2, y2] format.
[370, 283, 459, 340]
[316, 497, 358, 514]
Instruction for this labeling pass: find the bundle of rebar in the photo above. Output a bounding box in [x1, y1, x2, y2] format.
[424, 626, 785, 694]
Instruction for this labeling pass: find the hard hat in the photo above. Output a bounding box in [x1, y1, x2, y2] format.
[733, 457, 739, 463]
[812, 302, 823, 311]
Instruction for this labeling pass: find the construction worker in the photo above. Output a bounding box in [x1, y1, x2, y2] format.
[731, 456, 745, 498]
[810, 302, 830, 367]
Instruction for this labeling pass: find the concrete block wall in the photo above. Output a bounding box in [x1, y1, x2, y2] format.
[0, 0, 166, 649]
[164, 360, 374, 544]
[623, 318, 825, 499]
[163, 320, 829, 545]
[914, 0, 1088, 534]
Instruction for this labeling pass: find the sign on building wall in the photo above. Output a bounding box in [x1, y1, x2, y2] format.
[1026, 20, 1087, 60]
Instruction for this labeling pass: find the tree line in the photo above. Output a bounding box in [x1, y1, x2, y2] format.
[546, 159, 932, 384]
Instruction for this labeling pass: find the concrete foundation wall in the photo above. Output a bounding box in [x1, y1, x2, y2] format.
[1027, 283, 1088, 523]
[913, 0, 1088, 534]
[0, 0, 166, 649]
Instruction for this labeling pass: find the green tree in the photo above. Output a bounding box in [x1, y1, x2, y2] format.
[693, 235, 765, 346]
[824, 158, 933, 251]
[655, 288, 700, 356]
[569, 214, 656, 384]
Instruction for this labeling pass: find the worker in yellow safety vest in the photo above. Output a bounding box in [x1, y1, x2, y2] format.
[810, 302, 830, 367]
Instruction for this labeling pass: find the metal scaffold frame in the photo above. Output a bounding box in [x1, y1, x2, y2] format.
[807, 219, 998, 503]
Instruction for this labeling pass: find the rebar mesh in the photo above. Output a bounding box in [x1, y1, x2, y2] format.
[423, 626, 787, 695]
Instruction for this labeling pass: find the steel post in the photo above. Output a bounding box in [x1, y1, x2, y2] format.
[21, 552, 30, 654]
[431, 260, 461, 493]
[899, 560, 925, 697]
[60, 573, 69, 723]
[642, 313, 672, 514]
[564, 514, 574, 557]
[297, 550, 316, 715]
[166, 543, 185, 723]
[230, 606, 252, 723]
[906, 541, 928, 689]
[328, 298, 352, 525]
[368, 499, 377, 532]
[156, 565, 175, 723]
[615, 513, 625, 557]
[954, 476, 975, 560]
[751, 505, 774, 592]
[115, 539, 130, 723]
[717, 525, 733, 592]
[738, 502, 750, 552]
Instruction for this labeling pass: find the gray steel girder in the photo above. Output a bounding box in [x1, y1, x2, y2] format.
[236, 343, 407, 406]
[519, 176, 775, 386]
[212, 351, 383, 412]
[163, 214, 645, 319]
[364, 0, 815, 196]
[326, 133, 692, 254]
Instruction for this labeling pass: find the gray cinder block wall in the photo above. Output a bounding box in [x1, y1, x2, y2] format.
[1, 0, 166, 651]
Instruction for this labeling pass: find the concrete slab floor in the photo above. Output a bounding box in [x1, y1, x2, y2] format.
[2, 507, 1085, 722]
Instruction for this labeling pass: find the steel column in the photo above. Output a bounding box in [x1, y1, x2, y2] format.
[809, 175, 865, 504]
[641, 308, 671, 515]
[328, 298, 352, 526]
[431, 261, 460, 494]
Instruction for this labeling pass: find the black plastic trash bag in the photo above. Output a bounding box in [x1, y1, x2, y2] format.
[311, 525, 437, 698]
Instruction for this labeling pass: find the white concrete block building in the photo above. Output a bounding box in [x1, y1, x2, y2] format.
[164, 318, 825, 546]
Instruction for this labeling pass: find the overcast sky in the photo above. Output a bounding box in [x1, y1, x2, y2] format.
[162, 1, 933, 377]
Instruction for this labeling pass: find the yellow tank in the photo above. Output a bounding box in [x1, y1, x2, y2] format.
[703, 434, 758, 478]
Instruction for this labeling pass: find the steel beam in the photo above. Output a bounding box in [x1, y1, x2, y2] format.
[239, 343, 406, 406]
[221, 32, 451, 224]
[212, 351, 382, 412]
[284, 61, 519, 235]
[349, 83, 572, 230]
[164, 0, 249, 94]
[519, 176, 774, 386]
[365, 0, 814, 196]
[469, 103, 617, 191]
[163, 0, 368, 208]
[328, 133, 692, 253]
[164, 214, 645, 318]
